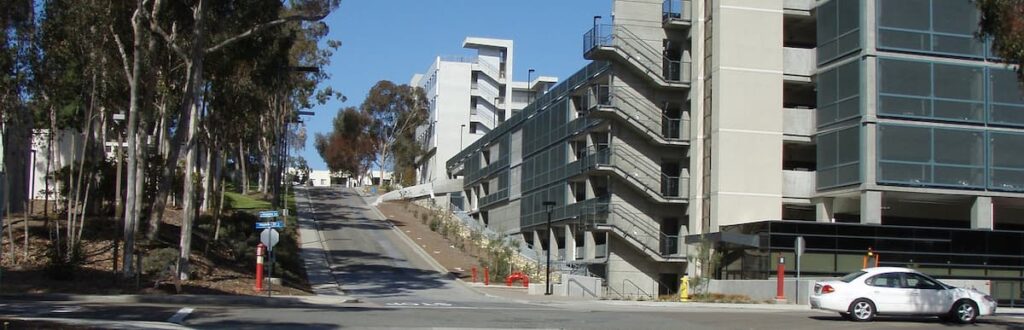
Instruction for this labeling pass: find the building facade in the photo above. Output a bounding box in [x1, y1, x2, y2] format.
[412, 38, 556, 188]
[447, 0, 1024, 305]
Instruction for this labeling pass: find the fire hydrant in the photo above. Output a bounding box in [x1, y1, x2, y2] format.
[255, 243, 266, 292]
[680, 275, 690, 302]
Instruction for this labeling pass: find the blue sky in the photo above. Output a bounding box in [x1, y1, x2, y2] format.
[299, 0, 612, 170]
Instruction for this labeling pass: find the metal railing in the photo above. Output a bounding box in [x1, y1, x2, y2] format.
[577, 145, 688, 201]
[586, 86, 689, 142]
[583, 24, 691, 85]
[662, 0, 693, 23]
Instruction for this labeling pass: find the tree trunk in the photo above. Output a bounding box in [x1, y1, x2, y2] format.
[200, 140, 212, 213]
[122, 5, 144, 276]
[239, 140, 248, 193]
[178, 0, 208, 280]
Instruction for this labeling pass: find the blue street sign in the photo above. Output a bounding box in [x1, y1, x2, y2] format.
[255, 221, 285, 229]
[259, 210, 279, 218]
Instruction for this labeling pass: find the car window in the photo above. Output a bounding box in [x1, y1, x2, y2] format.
[839, 271, 867, 283]
[866, 273, 903, 288]
[903, 273, 943, 289]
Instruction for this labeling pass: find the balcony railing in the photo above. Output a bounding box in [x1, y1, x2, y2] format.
[577, 145, 688, 201]
[583, 24, 691, 85]
[585, 86, 689, 142]
[662, 0, 692, 24]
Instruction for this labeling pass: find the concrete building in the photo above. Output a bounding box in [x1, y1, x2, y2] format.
[411, 38, 556, 192]
[446, 0, 1024, 304]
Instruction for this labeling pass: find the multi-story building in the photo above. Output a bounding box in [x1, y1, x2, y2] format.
[412, 38, 556, 190]
[446, 0, 1024, 305]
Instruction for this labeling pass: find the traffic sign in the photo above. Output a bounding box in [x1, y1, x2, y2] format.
[255, 221, 285, 229]
[259, 210, 279, 218]
[260, 229, 280, 252]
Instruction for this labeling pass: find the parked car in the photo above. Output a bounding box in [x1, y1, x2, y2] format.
[810, 267, 996, 323]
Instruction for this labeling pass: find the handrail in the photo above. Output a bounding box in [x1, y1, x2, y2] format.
[623, 278, 653, 300]
[662, 0, 692, 22]
[578, 144, 686, 201]
[567, 277, 601, 298]
[589, 86, 688, 142]
[583, 24, 691, 85]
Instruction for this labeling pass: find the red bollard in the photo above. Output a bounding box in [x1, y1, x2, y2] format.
[775, 254, 786, 300]
[483, 267, 490, 286]
[472, 267, 478, 283]
[256, 243, 266, 292]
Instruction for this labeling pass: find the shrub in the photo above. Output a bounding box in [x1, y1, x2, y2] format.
[45, 241, 83, 280]
[142, 248, 179, 287]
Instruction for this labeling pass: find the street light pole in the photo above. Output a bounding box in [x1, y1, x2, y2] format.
[543, 201, 556, 295]
[460, 124, 466, 150]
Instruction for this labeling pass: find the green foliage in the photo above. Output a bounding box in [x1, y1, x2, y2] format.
[687, 237, 723, 296]
[977, 0, 1024, 80]
[141, 248, 179, 279]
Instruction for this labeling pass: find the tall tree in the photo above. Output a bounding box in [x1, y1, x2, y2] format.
[978, 0, 1024, 80]
[360, 81, 427, 186]
[316, 107, 374, 176]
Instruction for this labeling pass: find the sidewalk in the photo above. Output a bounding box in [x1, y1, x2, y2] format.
[293, 186, 358, 303]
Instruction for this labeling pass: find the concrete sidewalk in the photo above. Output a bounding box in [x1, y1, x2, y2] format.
[294, 186, 358, 303]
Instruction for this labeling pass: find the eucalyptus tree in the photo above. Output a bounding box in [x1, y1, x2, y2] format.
[360, 81, 428, 186]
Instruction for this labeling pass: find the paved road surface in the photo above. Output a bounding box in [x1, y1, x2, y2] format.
[301, 186, 520, 309]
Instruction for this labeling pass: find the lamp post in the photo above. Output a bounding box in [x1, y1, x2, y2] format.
[460, 124, 466, 150]
[542, 200, 556, 295]
[527, 69, 535, 105]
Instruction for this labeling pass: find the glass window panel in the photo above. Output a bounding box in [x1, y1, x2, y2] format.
[990, 104, 1024, 126]
[879, 125, 930, 162]
[836, 0, 859, 33]
[818, 0, 837, 44]
[934, 64, 983, 101]
[990, 169, 1024, 191]
[837, 33, 860, 56]
[879, 29, 931, 52]
[990, 69, 1024, 105]
[879, 162, 931, 183]
[990, 133, 1024, 168]
[932, 0, 978, 35]
[818, 105, 837, 127]
[933, 166, 984, 187]
[933, 100, 984, 122]
[879, 0, 929, 30]
[933, 34, 984, 57]
[818, 44, 837, 66]
[837, 61, 859, 99]
[837, 127, 860, 163]
[818, 132, 837, 167]
[837, 164, 860, 185]
[879, 59, 930, 96]
[879, 95, 929, 117]
[818, 69, 837, 104]
[836, 98, 861, 120]
[934, 129, 983, 166]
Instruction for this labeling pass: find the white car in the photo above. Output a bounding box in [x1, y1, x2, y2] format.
[810, 267, 996, 323]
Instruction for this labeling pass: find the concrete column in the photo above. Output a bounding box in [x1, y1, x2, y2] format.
[677, 225, 688, 256]
[564, 225, 576, 261]
[860, 191, 882, 225]
[533, 231, 544, 259]
[584, 231, 596, 260]
[815, 198, 834, 223]
[550, 228, 561, 261]
[971, 196, 994, 230]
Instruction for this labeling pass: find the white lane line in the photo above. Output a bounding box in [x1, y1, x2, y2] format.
[166, 307, 194, 324]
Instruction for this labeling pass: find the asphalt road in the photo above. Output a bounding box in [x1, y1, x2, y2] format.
[3, 186, 1023, 329]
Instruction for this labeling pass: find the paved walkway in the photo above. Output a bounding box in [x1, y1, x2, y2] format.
[294, 186, 355, 302]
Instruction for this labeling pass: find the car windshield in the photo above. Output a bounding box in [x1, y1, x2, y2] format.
[839, 271, 867, 283]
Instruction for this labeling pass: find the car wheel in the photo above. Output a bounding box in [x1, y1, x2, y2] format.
[848, 299, 876, 322]
[951, 300, 978, 324]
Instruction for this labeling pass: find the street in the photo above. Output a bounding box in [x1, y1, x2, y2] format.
[1, 186, 1023, 329]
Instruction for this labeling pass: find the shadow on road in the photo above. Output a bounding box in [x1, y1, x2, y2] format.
[808, 315, 1021, 328]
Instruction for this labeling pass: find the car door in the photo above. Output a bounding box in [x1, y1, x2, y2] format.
[903, 272, 953, 314]
[864, 273, 913, 313]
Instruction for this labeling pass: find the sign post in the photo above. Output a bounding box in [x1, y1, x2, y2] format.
[795, 236, 805, 304]
[257, 210, 283, 297]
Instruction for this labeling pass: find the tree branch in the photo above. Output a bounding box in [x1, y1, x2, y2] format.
[141, 0, 188, 61]
[205, 13, 327, 55]
[110, 26, 133, 84]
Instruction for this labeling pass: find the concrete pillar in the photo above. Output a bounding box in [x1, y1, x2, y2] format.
[815, 198, 834, 223]
[971, 196, 994, 230]
[550, 228, 561, 261]
[860, 191, 882, 225]
[677, 225, 688, 256]
[533, 231, 544, 259]
[584, 231, 597, 259]
[564, 225, 577, 261]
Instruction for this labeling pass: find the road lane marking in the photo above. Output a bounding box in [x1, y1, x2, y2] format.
[50, 306, 83, 313]
[167, 307, 194, 324]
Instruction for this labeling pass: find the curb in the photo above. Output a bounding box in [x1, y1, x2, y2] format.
[295, 186, 349, 298]
[7, 317, 188, 330]
[0, 293, 359, 308]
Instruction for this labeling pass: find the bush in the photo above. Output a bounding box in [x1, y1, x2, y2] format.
[142, 248, 179, 287]
[45, 241, 83, 280]
[428, 217, 441, 232]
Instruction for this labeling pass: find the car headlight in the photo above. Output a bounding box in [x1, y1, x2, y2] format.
[983, 295, 995, 303]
